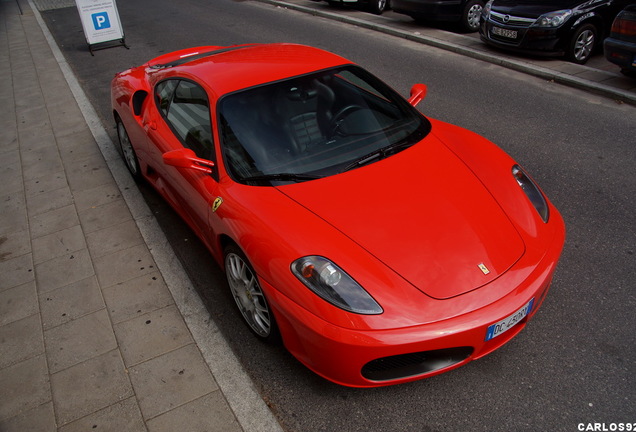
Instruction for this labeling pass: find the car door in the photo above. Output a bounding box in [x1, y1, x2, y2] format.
[145, 78, 219, 243]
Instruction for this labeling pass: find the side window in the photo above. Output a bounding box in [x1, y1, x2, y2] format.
[155, 80, 178, 116]
[155, 79, 214, 161]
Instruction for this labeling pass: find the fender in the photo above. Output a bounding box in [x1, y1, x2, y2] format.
[573, 11, 596, 27]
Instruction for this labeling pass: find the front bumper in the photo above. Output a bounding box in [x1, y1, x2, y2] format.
[480, 19, 568, 57]
[265, 221, 565, 387]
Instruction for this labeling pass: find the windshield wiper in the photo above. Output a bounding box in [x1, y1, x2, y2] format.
[342, 140, 414, 172]
[241, 173, 322, 184]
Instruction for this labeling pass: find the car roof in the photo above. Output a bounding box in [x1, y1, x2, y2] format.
[145, 43, 353, 97]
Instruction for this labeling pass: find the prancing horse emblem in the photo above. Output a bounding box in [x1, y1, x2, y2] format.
[478, 263, 490, 275]
[212, 197, 223, 212]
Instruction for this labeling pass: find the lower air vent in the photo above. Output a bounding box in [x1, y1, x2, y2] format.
[361, 347, 473, 381]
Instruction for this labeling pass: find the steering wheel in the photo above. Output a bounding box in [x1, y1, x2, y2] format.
[329, 104, 364, 136]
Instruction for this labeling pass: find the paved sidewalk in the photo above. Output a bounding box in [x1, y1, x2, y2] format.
[0, 1, 281, 431]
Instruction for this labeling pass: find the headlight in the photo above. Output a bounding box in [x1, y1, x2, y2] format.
[532, 10, 572, 28]
[291, 256, 383, 315]
[483, 0, 493, 19]
[512, 165, 549, 223]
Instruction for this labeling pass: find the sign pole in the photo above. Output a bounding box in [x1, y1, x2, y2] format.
[75, 0, 129, 55]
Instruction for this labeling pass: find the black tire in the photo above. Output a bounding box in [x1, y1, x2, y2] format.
[368, 0, 388, 15]
[224, 244, 279, 342]
[459, 0, 484, 33]
[116, 117, 142, 181]
[620, 68, 636, 78]
[567, 23, 597, 64]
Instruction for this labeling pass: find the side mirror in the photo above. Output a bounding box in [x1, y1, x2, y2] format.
[408, 84, 427, 107]
[163, 148, 214, 174]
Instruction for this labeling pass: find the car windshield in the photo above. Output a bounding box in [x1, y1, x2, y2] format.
[218, 65, 431, 185]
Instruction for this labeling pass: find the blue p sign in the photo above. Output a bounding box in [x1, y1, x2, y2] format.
[91, 12, 111, 30]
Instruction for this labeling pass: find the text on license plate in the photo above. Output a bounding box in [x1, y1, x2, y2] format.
[492, 26, 518, 39]
[485, 298, 534, 341]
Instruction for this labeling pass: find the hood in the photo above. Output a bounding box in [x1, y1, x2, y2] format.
[279, 134, 525, 300]
[491, 0, 584, 17]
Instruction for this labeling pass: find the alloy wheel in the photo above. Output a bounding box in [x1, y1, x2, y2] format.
[573, 29, 595, 62]
[466, 4, 483, 31]
[117, 120, 140, 177]
[225, 251, 272, 338]
[369, 0, 387, 14]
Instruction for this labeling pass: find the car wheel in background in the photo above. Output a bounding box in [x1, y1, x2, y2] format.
[116, 117, 142, 181]
[567, 23, 597, 64]
[224, 244, 279, 342]
[460, 0, 484, 32]
[368, 0, 388, 15]
[621, 68, 636, 77]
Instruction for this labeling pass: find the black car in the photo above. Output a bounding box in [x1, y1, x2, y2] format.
[480, 0, 635, 64]
[604, 4, 636, 75]
[391, 0, 486, 32]
[323, 0, 391, 15]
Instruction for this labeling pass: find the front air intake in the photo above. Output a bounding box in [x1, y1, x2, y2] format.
[361, 347, 473, 381]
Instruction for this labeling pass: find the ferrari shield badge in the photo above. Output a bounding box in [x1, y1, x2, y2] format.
[478, 263, 490, 275]
[212, 197, 223, 212]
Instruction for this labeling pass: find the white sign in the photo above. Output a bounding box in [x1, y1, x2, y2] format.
[75, 0, 124, 47]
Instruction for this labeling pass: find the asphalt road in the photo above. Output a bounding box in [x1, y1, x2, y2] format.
[41, 0, 636, 431]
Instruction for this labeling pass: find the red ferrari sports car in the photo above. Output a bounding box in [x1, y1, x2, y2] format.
[111, 43, 565, 387]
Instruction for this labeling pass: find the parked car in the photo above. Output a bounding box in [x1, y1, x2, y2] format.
[480, 0, 634, 64]
[323, 0, 391, 15]
[391, 0, 486, 32]
[111, 43, 565, 387]
[604, 4, 636, 75]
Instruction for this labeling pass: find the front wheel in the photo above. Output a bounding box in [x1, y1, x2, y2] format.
[567, 23, 597, 64]
[116, 118, 142, 181]
[460, 0, 484, 32]
[224, 244, 279, 341]
[368, 0, 388, 15]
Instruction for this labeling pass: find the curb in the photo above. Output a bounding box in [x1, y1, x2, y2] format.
[27, 1, 284, 430]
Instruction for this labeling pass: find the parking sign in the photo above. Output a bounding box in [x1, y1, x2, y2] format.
[91, 12, 111, 30]
[76, 0, 124, 51]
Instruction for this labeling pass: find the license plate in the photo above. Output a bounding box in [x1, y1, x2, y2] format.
[485, 298, 534, 341]
[492, 26, 518, 39]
